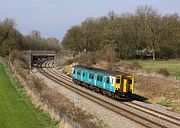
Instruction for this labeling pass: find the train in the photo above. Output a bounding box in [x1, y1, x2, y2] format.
[71, 65, 134, 99]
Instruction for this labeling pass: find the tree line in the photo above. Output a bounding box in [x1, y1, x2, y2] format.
[61, 6, 180, 59]
[0, 18, 60, 57]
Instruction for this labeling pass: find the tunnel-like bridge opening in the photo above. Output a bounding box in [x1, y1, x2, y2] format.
[23, 50, 57, 68]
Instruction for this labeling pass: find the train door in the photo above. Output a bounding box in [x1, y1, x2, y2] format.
[96, 74, 103, 88]
[82, 70, 88, 83]
[115, 75, 121, 92]
[122, 77, 132, 93]
[89, 72, 95, 85]
[77, 69, 81, 81]
[105, 76, 111, 91]
[127, 76, 134, 93]
[82, 71, 85, 82]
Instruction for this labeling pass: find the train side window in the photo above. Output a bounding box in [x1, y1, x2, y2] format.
[83, 72, 85, 77]
[77, 70, 81, 75]
[73, 70, 75, 74]
[97, 75, 100, 81]
[92, 74, 94, 79]
[99, 76, 102, 82]
[106, 78, 110, 84]
[89, 73, 94, 79]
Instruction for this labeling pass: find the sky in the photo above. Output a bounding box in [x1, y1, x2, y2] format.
[0, 0, 180, 40]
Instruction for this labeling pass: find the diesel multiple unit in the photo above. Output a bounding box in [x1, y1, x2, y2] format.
[71, 65, 134, 98]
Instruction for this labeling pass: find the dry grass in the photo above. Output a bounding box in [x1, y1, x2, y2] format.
[9, 57, 107, 128]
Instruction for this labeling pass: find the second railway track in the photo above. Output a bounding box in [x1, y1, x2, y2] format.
[36, 60, 180, 128]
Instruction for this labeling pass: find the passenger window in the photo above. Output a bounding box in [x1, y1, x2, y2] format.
[97, 75, 102, 82]
[89, 73, 94, 79]
[77, 70, 81, 75]
[100, 76, 102, 82]
[97, 75, 99, 81]
[92, 74, 94, 79]
[106, 78, 110, 84]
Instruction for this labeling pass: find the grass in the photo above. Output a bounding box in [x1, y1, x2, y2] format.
[158, 91, 180, 111]
[0, 62, 57, 128]
[121, 60, 180, 79]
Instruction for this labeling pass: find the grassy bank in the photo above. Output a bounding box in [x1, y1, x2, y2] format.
[122, 60, 180, 79]
[0, 62, 57, 128]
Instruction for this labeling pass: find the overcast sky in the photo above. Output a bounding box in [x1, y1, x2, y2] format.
[0, 0, 180, 40]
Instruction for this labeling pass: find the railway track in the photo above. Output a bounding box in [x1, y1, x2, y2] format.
[47, 60, 180, 124]
[36, 60, 180, 128]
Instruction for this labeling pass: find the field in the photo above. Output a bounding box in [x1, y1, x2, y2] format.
[122, 60, 180, 79]
[0, 63, 56, 128]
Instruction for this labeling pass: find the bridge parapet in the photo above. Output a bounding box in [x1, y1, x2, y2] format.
[31, 50, 56, 56]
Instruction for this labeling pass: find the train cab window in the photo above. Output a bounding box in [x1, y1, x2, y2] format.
[73, 70, 75, 74]
[116, 78, 120, 83]
[129, 79, 132, 84]
[77, 70, 81, 75]
[106, 78, 110, 84]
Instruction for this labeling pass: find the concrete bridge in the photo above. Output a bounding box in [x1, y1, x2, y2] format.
[23, 50, 58, 68]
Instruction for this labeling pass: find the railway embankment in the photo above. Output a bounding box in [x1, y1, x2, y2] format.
[3, 57, 108, 128]
[0, 58, 57, 128]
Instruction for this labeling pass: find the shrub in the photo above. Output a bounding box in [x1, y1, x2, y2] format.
[158, 68, 169, 77]
[63, 59, 74, 66]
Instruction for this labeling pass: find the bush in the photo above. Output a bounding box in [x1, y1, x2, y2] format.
[77, 52, 97, 66]
[63, 59, 74, 66]
[158, 68, 169, 77]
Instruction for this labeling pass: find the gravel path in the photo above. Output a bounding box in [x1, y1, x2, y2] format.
[32, 68, 143, 128]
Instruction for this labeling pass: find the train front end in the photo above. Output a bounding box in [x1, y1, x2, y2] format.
[114, 75, 134, 98]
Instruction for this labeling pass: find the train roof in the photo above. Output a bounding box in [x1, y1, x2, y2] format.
[73, 65, 129, 76]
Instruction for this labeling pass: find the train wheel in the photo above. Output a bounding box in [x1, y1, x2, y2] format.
[111, 93, 115, 99]
[96, 87, 100, 93]
[101, 89, 106, 95]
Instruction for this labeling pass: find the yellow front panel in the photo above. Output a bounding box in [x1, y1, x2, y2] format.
[123, 79, 127, 92]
